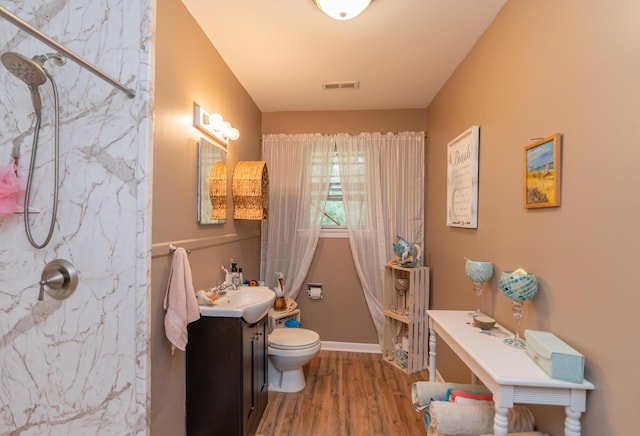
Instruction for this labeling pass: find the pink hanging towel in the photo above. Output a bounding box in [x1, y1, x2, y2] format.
[163, 247, 201, 354]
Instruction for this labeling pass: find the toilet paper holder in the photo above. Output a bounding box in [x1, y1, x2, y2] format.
[306, 283, 323, 300]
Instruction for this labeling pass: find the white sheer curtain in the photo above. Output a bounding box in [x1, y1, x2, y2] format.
[336, 132, 424, 344]
[261, 131, 424, 344]
[261, 133, 335, 297]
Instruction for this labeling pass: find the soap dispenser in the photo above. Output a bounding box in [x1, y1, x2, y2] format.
[230, 259, 240, 286]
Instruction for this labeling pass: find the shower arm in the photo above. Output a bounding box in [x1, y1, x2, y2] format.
[0, 6, 135, 99]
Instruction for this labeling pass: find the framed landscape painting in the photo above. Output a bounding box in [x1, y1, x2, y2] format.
[523, 134, 561, 209]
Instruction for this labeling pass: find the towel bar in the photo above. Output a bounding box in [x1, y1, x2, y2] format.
[169, 244, 191, 255]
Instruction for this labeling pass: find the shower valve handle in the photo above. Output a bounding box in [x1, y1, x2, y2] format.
[38, 259, 78, 301]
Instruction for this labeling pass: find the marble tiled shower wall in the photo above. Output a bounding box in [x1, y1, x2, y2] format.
[0, 1, 152, 434]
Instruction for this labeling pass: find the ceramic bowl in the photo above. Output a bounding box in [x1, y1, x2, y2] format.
[473, 314, 496, 330]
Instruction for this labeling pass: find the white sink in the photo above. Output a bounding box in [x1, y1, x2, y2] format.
[199, 286, 275, 324]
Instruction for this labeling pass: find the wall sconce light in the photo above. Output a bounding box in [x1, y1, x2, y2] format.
[312, 0, 373, 21]
[194, 103, 240, 144]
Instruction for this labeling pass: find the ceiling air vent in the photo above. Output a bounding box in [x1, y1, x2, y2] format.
[323, 81, 360, 90]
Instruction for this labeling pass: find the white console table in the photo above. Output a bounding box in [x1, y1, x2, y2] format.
[427, 310, 594, 436]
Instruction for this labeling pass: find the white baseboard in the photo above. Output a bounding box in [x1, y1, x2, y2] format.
[320, 341, 382, 354]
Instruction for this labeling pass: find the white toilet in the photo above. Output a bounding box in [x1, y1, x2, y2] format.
[267, 309, 321, 393]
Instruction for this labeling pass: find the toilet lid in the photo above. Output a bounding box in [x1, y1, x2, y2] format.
[269, 328, 320, 350]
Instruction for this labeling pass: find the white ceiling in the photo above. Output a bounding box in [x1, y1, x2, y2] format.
[180, 0, 506, 112]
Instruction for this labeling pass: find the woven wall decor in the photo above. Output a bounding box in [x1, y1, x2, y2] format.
[232, 161, 269, 220]
[208, 161, 227, 220]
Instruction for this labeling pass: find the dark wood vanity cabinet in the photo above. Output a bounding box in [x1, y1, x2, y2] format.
[186, 315, 268, 436]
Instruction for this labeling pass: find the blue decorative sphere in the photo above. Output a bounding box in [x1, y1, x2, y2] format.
[499, 272, 538, 301]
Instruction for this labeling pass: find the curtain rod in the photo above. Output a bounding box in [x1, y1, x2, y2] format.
[0, 6, 135, 98]
[260, 132, 428, 139]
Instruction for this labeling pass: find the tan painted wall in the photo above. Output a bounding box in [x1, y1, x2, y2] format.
[296, 238, 377, 343]
[263, 109, 426, 344]
[151, 0, 263, 434]
[425, 1, 640, 434]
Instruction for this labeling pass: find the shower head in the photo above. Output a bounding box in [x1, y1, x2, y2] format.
[1, 51, 47, 116]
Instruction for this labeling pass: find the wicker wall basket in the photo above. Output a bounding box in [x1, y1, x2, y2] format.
[208, 161, 227, 220]
[232, 161, 269, 220]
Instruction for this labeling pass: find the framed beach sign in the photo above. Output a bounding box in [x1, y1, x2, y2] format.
[523, 134, 561, 209]
[447, 126, 480, 228]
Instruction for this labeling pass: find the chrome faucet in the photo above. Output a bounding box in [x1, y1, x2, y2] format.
[212, 281, 236, 295]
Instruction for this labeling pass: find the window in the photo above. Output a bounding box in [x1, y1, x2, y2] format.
[322, 153, 346, 227]
[311, 147, 368, 236]
[309, 149, 347, 237]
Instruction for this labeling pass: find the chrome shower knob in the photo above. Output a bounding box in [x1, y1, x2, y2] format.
[39, 259, 78, 301]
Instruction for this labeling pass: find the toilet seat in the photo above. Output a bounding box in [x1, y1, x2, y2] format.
[269, 328, 320, 350]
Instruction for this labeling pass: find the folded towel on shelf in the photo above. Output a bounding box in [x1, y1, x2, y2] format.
[428, 402, 535, 436]
[447, 388, 493, 404]
[412, 382, 492, 411]
[479, 433, 549, 436]
[163, 247, 200, 354]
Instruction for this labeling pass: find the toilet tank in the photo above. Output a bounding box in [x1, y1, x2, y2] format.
[268, 308, 301, 331]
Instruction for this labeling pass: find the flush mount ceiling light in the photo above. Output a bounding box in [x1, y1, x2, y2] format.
[313, 0, 374, 21]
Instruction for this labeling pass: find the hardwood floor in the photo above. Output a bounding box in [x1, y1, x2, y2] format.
[256, 350, 430, 436]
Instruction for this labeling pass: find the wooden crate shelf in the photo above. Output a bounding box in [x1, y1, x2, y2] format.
[382, 264, 429, 374]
